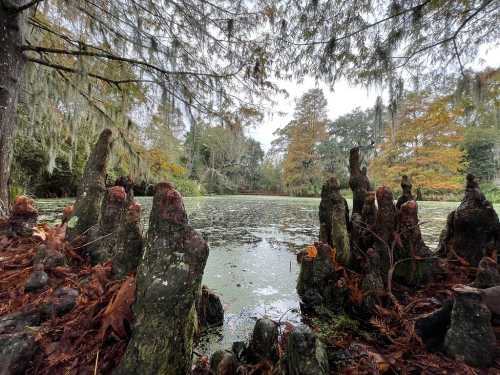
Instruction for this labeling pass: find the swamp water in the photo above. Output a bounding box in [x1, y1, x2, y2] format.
[36, 195, 500, 355]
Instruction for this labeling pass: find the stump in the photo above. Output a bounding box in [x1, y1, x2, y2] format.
[67, 129, 113, 240]
[286, 325, 329, 375]
[437, 174, 500, 266]
[115, 182, 209, 375]
[349, 147, 371, 215]
[396, 175, 413, 210]
[318, 177, 350, 264]
[444, 286, 496, 368]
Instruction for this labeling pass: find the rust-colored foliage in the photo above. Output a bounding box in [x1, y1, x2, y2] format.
[306, 244, 317, 258]
[99, 275, 135, 339]
[12, 195, 38, 216]
[0, 220, 135, 374]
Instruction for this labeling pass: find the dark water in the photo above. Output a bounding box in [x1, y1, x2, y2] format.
[36, 196, 500, 355]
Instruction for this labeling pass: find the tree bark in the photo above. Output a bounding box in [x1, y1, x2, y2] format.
[437, 174, 500, 266]
[318, 177, 350, 264]
[349, 147, 371, 215]
[396, 175, 413, 210]
[66, 129, 113, 240]
[116, 182, 209, 375]
[0, 2, 26, 217]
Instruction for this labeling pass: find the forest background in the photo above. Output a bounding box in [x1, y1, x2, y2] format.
[7, 0, 500, 203]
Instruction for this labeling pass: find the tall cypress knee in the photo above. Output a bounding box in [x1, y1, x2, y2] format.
[349, 147, 371, 215]
[67, 129, 113, 240]
[116, 182, 209, 375]
[319, 177, 350, 264]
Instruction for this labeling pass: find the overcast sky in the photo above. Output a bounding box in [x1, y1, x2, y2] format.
[249, 46, 500, 152]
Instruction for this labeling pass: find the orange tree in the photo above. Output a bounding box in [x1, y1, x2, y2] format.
[370, 94, 466, 193]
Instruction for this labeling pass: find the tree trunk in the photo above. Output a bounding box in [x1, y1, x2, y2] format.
[0, 3, 26, 217]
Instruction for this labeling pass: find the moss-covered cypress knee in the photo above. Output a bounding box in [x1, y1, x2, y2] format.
[319, 177, 350, 264]
[115, 182, 209, 375]
[112, 201, 144, 279]
[67, 129, 113, 240]
[349, 147, 371, 215]
[444, 286, 496, 368]
[437, 174, 500, 266]
[394, 200, 435, 286]
[90, 186, 127, 265]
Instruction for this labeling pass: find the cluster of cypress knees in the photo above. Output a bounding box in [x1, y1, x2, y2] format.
[1, 129, 499, 374]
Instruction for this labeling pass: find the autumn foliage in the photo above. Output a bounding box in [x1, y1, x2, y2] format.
[370, 94, 466, 192]
[0, 223, 135, 374]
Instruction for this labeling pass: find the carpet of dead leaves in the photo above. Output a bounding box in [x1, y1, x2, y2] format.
[0, 222, 134, 375]
[309, 259, 500, 375]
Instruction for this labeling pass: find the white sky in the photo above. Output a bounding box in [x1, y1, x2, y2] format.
[249, 45, 500, 152]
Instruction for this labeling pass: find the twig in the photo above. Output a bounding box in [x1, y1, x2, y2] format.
[72, 232, 114, 250]
[93, 349, 100, 375]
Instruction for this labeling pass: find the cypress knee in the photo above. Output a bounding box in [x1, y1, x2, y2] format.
[319, 177, 350, 264]
[67, 129, 113, 240]
[374, 186, 397, 274]
[112, 201, 144, 279]
[6, 196, 38, 236]
[349, 147, 371, 215]
[437, 174, 500, 266]
[396, 175, 413, 210]
[287, 325, 329, 375]
[444, 286, 496, 368]
[116, 182, 209, 375]
[394, 200, 435, 286]
[90, 186, 127, 265]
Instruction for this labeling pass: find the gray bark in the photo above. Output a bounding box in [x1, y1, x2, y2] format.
[90, 186, 128, 264]
[67, 129, 113, 240]
[116, 182, 209, 375]
[318, 177, 350, 264]
[0, 2, 26, 217]
[348, 147, 371, 215]
[444, 286, 496, 368]
[112, 200, 144, 279]
[286, 325, 329, 375]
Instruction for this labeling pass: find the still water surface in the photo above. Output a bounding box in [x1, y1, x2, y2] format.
[36, 195, 500, 354]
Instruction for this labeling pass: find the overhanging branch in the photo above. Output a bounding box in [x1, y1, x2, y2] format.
[22, 45, 242, 79]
